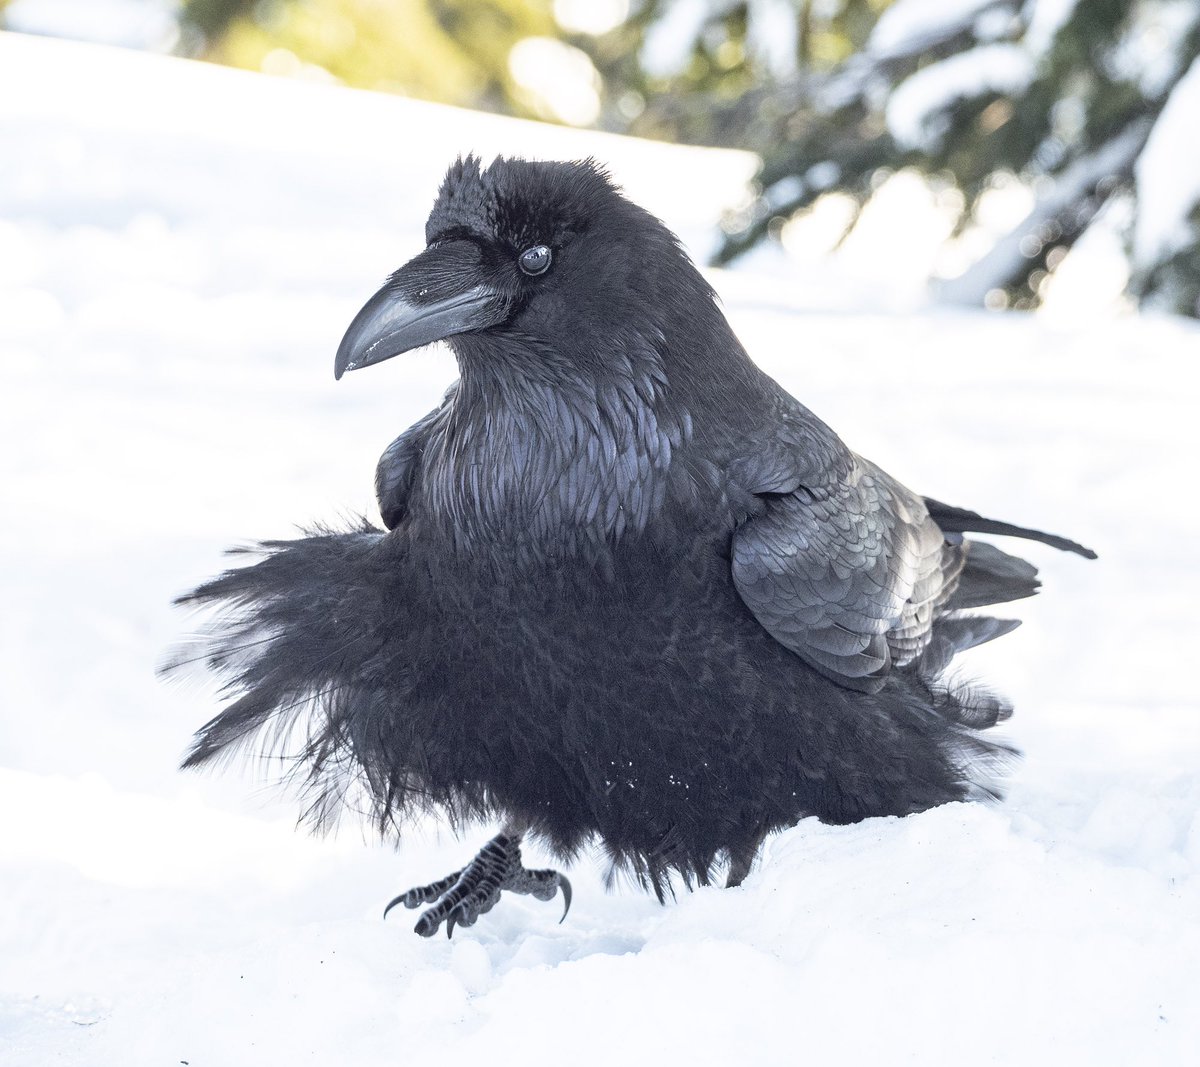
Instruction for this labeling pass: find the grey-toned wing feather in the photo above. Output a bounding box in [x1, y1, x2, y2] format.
[375, 382, 458, 529]
[731, 456, 962, 694]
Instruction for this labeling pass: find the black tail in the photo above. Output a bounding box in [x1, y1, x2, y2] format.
[924, 498, 1098, 559]
[950, 541, 1041, 609]
[916, 498, 1095, 693]
[925, 496, 1096, 613]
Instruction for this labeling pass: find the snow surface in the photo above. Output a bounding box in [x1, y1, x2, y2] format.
[744, 0, 801, 78]
[639, 0, 716, 79]
[3, 30, 1200, 1067]
[1134, 52, 1200, 264]
[937, 124, 1149, 307]
[1023, 0, 1080, 56]
[868, 0, 999, 59]
[885, 43, 1034, 150]
[1110, 0, 1200, 98]
[4, 0, 178, 50]
[879, 0, 1090, 151]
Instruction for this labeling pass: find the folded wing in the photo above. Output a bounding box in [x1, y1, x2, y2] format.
[732, 455, 963, 693]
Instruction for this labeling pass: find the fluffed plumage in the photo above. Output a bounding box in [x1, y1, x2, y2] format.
[171, 157, 1095, 929]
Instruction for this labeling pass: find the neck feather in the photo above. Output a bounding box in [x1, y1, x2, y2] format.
[421, 332, 693, 549]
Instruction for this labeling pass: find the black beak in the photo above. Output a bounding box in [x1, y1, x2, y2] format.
[334, 240, 506, 379]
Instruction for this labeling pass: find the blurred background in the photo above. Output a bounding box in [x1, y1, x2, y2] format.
[3, 0, 1198, 318]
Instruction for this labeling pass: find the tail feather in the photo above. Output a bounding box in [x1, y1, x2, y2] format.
[918, 614, 1021, 704]
[925, 497, 1098, 559]
[950, 541, 1041, 610]
[924, 496, 1095, 616]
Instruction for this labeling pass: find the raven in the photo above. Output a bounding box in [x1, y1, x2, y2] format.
[174, 156, 1094, 938]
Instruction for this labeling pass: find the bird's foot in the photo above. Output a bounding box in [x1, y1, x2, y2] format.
[384, 831, 571, 938]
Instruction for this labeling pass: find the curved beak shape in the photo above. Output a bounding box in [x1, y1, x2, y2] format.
[335, 240, 505, 379]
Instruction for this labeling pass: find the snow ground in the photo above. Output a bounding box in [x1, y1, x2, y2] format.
[2, 31, 1200, 1067]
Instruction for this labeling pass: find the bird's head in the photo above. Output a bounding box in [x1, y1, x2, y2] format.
[334, 155, 728, 383]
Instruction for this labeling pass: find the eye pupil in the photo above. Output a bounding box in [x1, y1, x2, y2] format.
[519, 245, 552, 276]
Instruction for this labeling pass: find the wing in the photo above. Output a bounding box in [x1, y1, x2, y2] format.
[375, 382, 457, 530]
[731, 453, 964, 694]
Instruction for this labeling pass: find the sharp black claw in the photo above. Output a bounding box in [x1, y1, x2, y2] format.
[382, 893, 406, 921]
[386, 832, 573, 937]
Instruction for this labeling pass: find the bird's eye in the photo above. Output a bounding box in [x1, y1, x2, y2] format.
[518, 245, 552, 276]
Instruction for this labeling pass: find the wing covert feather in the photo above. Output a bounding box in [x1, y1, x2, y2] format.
[731, 456, 962, 693]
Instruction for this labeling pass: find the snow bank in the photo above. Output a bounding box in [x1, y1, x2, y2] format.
[3, 0, 178, 50]
[2, 31, 1199, 1067]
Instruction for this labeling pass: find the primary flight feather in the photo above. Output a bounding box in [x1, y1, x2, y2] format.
[173, 157, 1094, 937]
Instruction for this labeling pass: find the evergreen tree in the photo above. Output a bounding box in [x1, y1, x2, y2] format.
[597, 0, 1200, 316]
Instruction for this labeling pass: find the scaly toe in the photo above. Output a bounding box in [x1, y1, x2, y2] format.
[384, 833, 574, 937]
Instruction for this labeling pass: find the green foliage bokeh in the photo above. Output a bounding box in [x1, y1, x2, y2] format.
[179, 0, 558, 115]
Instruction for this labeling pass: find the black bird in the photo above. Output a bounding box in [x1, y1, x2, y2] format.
[174, 156, 1095, 938]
